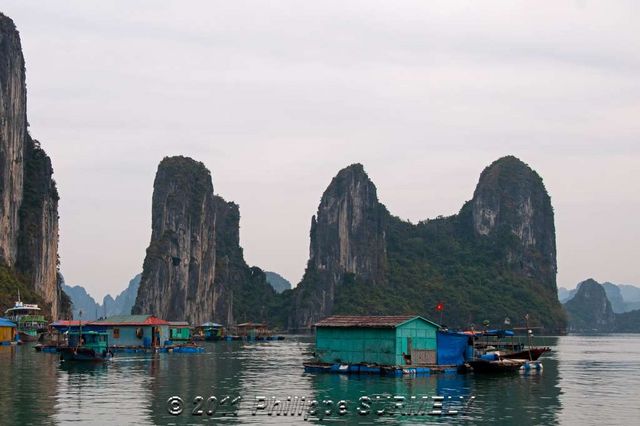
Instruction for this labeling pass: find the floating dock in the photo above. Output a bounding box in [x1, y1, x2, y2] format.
[303, 362, 460, 376]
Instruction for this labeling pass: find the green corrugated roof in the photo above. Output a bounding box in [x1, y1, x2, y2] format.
[92, 315, 152, 324]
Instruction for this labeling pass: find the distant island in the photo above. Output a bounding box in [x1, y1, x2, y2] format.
[264, 272, 292, 293]
[62, 274, 141, 320]
[560, 279, 640, 332]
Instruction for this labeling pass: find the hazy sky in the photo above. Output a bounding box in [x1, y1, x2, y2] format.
[2, 1, 638, 300]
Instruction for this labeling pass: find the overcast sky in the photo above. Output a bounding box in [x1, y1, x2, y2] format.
[2, 1, 638, 300]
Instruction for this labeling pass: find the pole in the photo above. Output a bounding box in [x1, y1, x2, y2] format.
[78, 310, 82, 349]
[525, 314, 532, 361]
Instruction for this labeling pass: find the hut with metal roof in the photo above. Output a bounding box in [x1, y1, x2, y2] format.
[0, 318, 17, 344]
[168, 321, 191, 342]
[314, 315, 440, 366]
[89, 315, 170, 348]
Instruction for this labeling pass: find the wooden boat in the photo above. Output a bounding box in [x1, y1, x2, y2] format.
[59, 331, 113, 362]
[468, 358, 525, 373]
[501, 347, 551, 360]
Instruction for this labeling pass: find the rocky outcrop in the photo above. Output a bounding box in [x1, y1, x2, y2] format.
[0, 14, 26, 267]
[63, 283, 101, 320]
[471, 156, 557, 289]
[0, 13, 68, 319]
[212, 196, 276, 324]
[289, 157, 565, 331]
[16, 138, 61, 317]
[602, 282, 626, 314]
[132, 157, 217, 325]
[564, 279, 616, 332]
[132, 157, 276, 325]
[105, 273, 141, 316]
[309, 164, 387, 282]
[289, 164, 387, 329]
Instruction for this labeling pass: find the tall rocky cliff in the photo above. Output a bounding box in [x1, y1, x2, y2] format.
[132, 156, 275, 325]
[289, 164, 387, 327]
[0, 13, 70, 319]
[289, 156, 566, 331]
[132, 157, 217, 324]
[471, 156, 557, 290]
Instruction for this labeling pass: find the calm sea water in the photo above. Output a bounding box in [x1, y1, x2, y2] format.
[1, 335, 639, 425]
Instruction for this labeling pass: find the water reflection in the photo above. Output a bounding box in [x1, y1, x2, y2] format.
[556, 335, 640, 425]
[6, 335, 640, 425]
[55, 354, 155, 425]
[0, 344, 58, 426]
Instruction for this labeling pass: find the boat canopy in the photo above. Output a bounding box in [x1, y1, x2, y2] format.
[484, 329, 515, 337]
[200, 322, 223, 328]
[0, 318, 17, 328]
[5, 302, 41, 314]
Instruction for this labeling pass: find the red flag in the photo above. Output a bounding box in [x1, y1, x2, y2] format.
[436, 302, 444, 312]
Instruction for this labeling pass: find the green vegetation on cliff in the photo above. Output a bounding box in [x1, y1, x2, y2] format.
[328, 211, 565, 330]
[288, 156, 566, 332]
[0, 265, 44, 314]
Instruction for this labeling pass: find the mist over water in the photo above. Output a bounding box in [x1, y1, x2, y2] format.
[1, 335, 639, 425]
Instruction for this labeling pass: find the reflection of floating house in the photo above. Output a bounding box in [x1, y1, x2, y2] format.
[168, 321, 191, 342]
[90, 315, 170, 348]
[0, 318, 17, 344]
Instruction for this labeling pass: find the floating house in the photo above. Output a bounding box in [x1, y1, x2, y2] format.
[0, 318, 17, 344]
[49, 320, 89, 345]
[314, 315, 440, 366]
[195, 322, 224, 341]
[168, 321, 191, 342]
[236, 322, 269, 339]
[90, 315, 170, 348]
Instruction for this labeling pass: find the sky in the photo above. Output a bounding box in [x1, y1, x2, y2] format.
[2, 1, 638, 300]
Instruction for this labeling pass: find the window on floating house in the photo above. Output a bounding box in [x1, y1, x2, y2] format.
[113, 328, 120, 339]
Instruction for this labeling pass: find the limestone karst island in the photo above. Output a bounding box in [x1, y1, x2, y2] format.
[1, 5, 639, 426]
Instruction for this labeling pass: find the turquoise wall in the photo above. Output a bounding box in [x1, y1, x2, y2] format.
[394, 318, 438, 365]
[315, 317, 439, 366]
[316, 327, 396, 365]
[169, 327, 191, 341]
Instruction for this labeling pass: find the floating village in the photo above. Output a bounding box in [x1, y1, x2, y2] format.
[1, 296, 548, 374]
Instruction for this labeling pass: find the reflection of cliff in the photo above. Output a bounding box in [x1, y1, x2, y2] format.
[0, 346, 58, 424]
[55, 360, 150, 423]
[148, 343, 246, 424]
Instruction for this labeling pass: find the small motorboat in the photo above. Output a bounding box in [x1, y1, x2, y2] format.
[468, 357, 526, 373]
[501, 347, 551, 361]
[59, 331, 113, 362]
